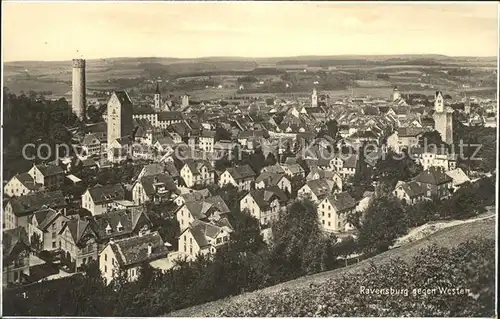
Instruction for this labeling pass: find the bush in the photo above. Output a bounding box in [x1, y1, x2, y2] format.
[215, 238, 495, 317]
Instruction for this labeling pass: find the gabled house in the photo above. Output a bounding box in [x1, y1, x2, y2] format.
[261, 164, 286, 175]
[306, 167, 343, 191]
[176, 195, 230, 231]
[298, 179, 337, 202]
[58, 217, 100, 270]
[254, 172, 292, 194]
[316, 192, 357, 232]
[329, 155, 358, 179]
[81, 184, 125, 216]
[413, 167, 453, 200]
[28, 208, 70, 251]
[81, 133, 103, 157]
[411, 146, 457, 171]
[153, 136, 177, 155]
[178, 219, 233, 260]
[134, 118, 161, 146]
[198, 130, 216, 153]
[180, 159, 215, 188]
[132, 173, 178, 205]
[240, 187, 288, 225]
[99, 231, 168, 285]
[28, 163, 64, 189]
[396, 127, 425, 150]
[3, 173, 42, 198]
[280, 163, 305, 178]
[3, 227, 32, 287]
[174, 188, 212, 207]
[93, 209, 152, 245]
[218, 165, 256, 191]
[445, 168, 471, 191]
[393, 180, 426, 205]
[3, 191, 67, 231]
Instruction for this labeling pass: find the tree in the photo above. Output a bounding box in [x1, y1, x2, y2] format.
[335, 236, 358, 267]
[325, 119, 338, 138]
[230, 209, 266, 253]
[247, 147, 266, 173]
[373, 149, 422, 189]
[264, 152, 277, 167]
[30, 232, 42, 252]
[419, 130, 445, 148]
[214, 126, 231, 142]
[357, 196, 407, 255]
[270, 199, 336, 280]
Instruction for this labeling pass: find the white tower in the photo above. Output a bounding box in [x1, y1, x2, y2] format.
[433, 91, 453, 145]
[392, 86, 401, 102]
[72, 59, 86, 120]
[312, 88, 318, 107]
[181, 94, 190, 108]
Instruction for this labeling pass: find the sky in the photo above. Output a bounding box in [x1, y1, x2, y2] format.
[2, 1, 499, 62]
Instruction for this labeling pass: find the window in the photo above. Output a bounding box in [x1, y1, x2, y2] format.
[104, 254, 107, 261]
[328, 213, 331, 218]
[52, 241, 56, 248]
[104, 265, 107, 273]
[322, 212, 324, 216]
[322, 220, 325, 225]
[328, 222, 331, 226]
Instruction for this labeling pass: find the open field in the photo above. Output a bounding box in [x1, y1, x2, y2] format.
[167, 217, 495, 317]
[3, 55, 496, 98]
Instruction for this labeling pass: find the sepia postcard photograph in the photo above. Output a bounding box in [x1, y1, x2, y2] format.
[1, 0, 498, 317]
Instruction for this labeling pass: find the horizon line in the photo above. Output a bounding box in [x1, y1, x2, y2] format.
[4, 53, 498, 64]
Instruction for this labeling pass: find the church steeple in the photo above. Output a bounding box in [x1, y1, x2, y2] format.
[155, 81, 160, 95]
[154, 81, 161, 109]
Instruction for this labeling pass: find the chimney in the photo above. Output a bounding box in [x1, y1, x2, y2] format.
[147, 243, 153, 256]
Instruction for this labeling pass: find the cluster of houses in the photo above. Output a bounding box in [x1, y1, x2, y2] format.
[2, 86, 486, 288]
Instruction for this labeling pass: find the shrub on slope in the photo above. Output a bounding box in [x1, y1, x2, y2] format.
[215, 238, 495, 317]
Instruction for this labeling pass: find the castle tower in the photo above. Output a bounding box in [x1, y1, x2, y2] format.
[154, 81, 161, 110]
[107, 91, 134, 160]
[181, 94, 190, 108]
[433, 91, 453, 145]
[72, 59, 86, 120]
[392, 86, 401, 102]
[312, 88, 318, 107]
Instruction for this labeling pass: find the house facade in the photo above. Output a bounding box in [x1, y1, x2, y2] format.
[28, 163, 64, 189]
[218, 165, 256, 191]
[178, 220, 232, 260]
[3, 173, 41, 198]
[316, 192, 356, 233]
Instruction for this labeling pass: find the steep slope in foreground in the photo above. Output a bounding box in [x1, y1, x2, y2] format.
[167, 217, 495, 317]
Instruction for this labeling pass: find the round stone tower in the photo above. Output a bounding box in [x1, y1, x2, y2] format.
[72, 59, 86, 120]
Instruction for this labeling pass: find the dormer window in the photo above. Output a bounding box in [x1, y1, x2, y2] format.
[117, 221, 124, 232]
[105, 224, 112, 234]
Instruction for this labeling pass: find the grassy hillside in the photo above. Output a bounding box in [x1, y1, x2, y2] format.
[167, 217, 495, 317]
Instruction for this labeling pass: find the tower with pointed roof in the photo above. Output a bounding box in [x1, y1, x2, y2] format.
[392, 86, 401, 102]
[433, 91, 453, 145]
[154, 81, 161, 110]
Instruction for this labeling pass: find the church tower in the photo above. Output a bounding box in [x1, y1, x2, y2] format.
[392, 86, 401, 102]
[311, 88, 318, 107]
[433, 91, 453, 145]
[154, 81, 161, 110]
